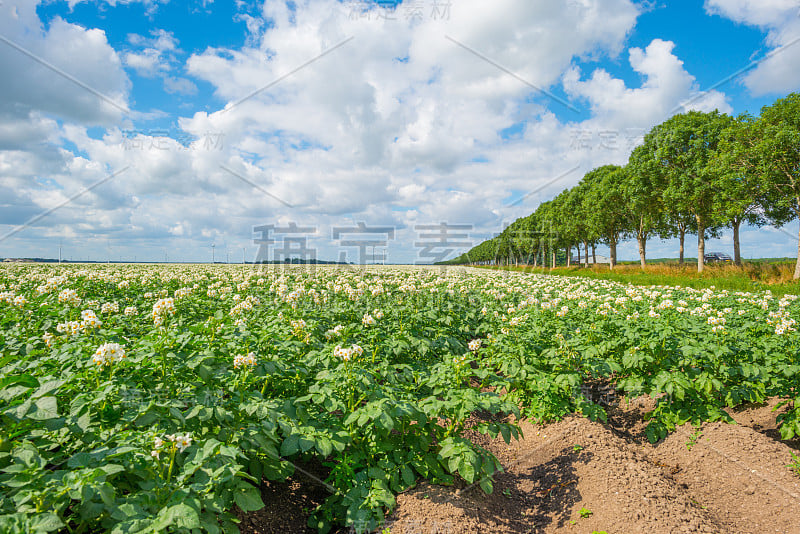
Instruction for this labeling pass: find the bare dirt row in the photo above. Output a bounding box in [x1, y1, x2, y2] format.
[241, 397, 800, 534]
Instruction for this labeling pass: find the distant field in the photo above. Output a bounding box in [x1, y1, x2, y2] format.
[477, 261, 800, 296]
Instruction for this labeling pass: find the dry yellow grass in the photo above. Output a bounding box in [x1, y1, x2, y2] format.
[481, 260, 800, 296]
[590, 262, 796, 284]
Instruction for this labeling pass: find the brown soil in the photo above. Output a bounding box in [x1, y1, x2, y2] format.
[725, 397, 800, 451]
[236, 459, 332, 534]
[242, 396, 800, 534]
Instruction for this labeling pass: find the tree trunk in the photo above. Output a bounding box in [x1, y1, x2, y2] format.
[732, 218, 742, 266]
[566, 247, 571, 267]
[577, 244, 581, 265]
[678, 227, 685, 265]
[584, 240, 589, 267]
[551, 250, 556, 269]
[637, 232, 647, 269]
[795, 221, 800, 280]
[609, 237, 617, 270]
[592, 243, 596, 265]
[697, 216, 705, 273]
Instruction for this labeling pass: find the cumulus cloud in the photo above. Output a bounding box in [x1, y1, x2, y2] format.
[174, 0, 646, 250]
[0, 1, 130, 124]
[5, 0, 772, 262]
[563, 38, 732, 128]
[705, 0, 800, 95]
[0, 0, 131, 256]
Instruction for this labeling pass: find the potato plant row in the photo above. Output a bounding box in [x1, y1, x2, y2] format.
[0, 264, 797, 533]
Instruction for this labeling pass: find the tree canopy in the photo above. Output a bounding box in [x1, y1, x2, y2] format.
[448, 92, 800, 279]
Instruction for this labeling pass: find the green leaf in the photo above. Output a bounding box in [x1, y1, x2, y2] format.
[400, 465, 415, 487]
[100, 464, 125, 477]
[28, 512, 65, 533]
[298, 436, 315, 453]
[98, 483, 115, 506]
[280, 434, 300, 456]
[459, 460, 476, 483]
[0, 386, 32, 403]
[315, 436, 333, 457]
[68, 453, 91, 468]
[249, 458, 263, 481]
[233, 484, 264, 512]
[27, 396, 58, 420]
[200, 513, 222, 534]
[152, 503, 201, 530]
[75, 412, 92, 432]
[30, 379, 66, 399]
[0, 374, 38, 391]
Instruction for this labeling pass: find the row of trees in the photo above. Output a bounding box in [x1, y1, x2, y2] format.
[450, 93, 800, 278]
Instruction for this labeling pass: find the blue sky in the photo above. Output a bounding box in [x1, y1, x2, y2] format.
[1, 0, 799, 263]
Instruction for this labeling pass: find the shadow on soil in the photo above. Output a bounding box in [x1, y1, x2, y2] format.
[728, 401, 800, 452]
[437, 445, 590, 532]
[238, 459, 332, 534]
[518, 446, 591, 531]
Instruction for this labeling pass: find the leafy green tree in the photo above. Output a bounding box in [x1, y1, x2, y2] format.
[655, 111, 734, 272]
[521, 213, 544, 267]
[551, 189, 578, 266]
[584, 165, 627, 269]
[756, 93, 800, 279]
[503, 217, 535, 266]
[530, 201, 562, 267]
[578, 179, 602, 266]
[646, 119, 695, 264]
[625, 147, 665, 269]
[561, 184, 594, 266]
[660, 213, 695, 264]
[711, 114, 766, 265]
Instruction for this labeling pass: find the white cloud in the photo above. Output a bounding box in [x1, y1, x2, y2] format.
[5, 0, 774, 263]
[67, 0, 170, 16]
[564, 38, 732, 128]
[705, 0, 800, 95]
[176, 0, 645, 244]
[123, 29, 179, 77]
[164, 76, 198, 95]
[123, 48, 163, 77]
[0, 1, 130, 124]
[0, 1, 131, 256]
